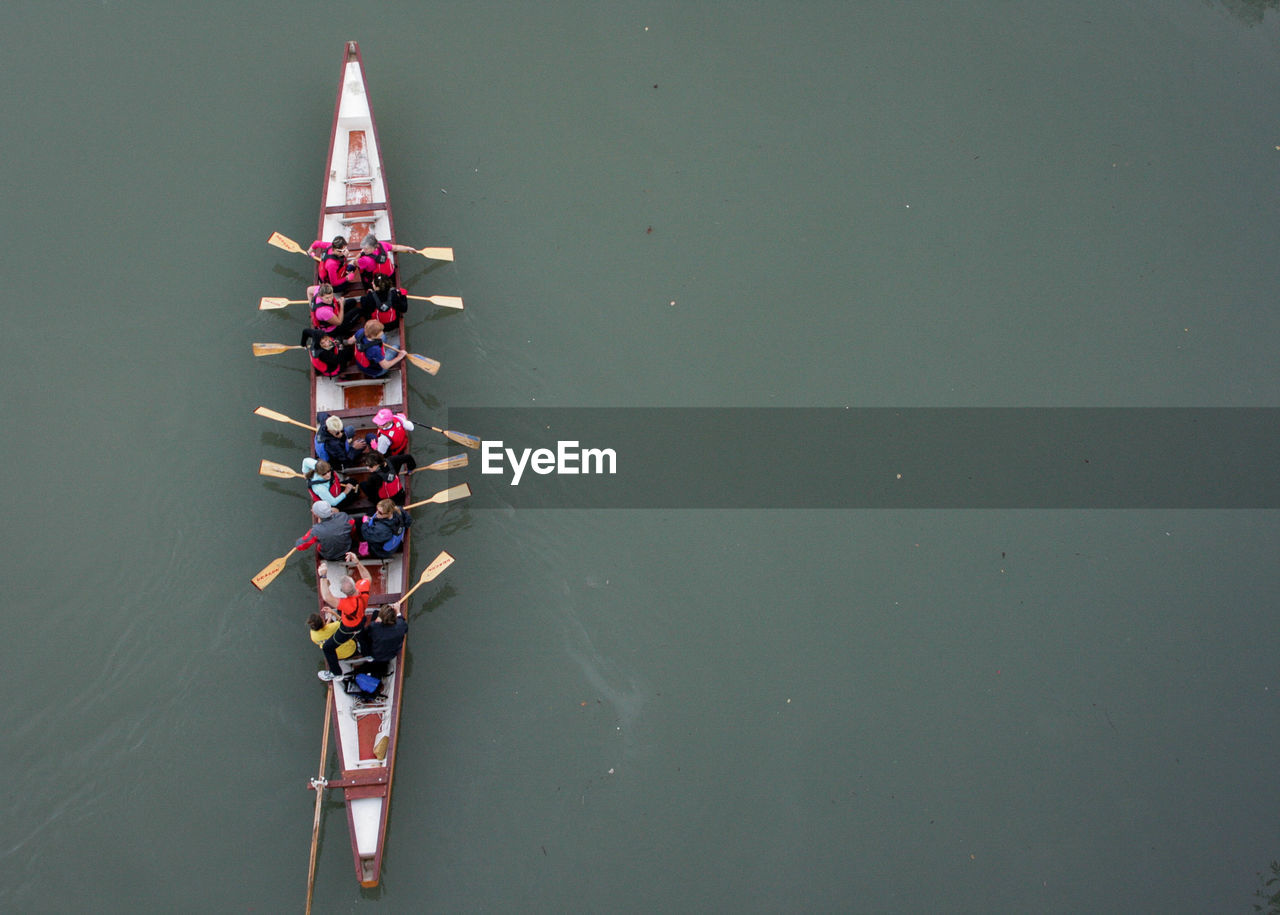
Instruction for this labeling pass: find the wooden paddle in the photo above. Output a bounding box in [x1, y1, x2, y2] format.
[251, 547, 297, 591]
[259, 296, 307, 310]
[413, 246, 454, 262]
[406, 294, 464, 310]
[382, 344, 440, 375]
[262, 294, 461, 310]
[254, 406, 318, 433]
[392, 550, 456, 610]
[268, 231, 320, 261]
[305, 688, 333, 915]
[405, 483, 472, 510]
[253, 342, 303, 357]
[429, 426, 481, 449]
[413, 453, 469, 473]
[259, 459, 305, 480]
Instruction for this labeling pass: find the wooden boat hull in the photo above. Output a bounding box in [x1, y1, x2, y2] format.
[312, 40, 408, 889]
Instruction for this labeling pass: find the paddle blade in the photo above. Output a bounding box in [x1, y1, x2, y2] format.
[435, 483, 471, 504]
[415, 247, 454, 262]
[259, 459, 301, 479]
[254, 405, 291, 422]
[432, 426, 481, 449]
[268, 232, 307, 255]
[253, 342, 299, 357]
[406, 483, 472, 510]
[406, 353, 441, 375]
[254, 406, 318, 432]
[396, 550, 456, 605]
[425, 295, 464, 310]
[419, 550, 455, 583]
[258, 296, 297, 310]
[430, 483, 472, 504]
[251, 549, 295, 590]
[417, 453, 468, 472]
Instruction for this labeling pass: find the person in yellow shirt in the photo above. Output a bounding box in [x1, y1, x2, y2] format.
[307, 611, 358, 661]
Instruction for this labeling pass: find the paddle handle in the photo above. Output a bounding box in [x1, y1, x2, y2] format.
[428, 426, 481, 449]
[305, 688, 334, 915]
[398, 577, 429, 604]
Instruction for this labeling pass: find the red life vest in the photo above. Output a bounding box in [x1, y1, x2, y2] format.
[352, 329, 387, 376]
[310, 294, 342, 333]
[368, 288, 406, 326]
[304, 334, 345, 377]
[358, 245, 395, 281]
[316, 248, 350, 286]
[377, 418, 410, 455]
[376, 471, 403, 500]
[310, 351, 342, 376]
[308, 471, 343, 503]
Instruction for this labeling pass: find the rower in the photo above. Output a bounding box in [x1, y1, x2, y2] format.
[358, 450, 411, 505]
[358, 605, 408, 678]
[356, 275, 409, 331]
[302, 457, 358, 508]
[316, 553, 372, 682]
[307, 610, 359, 661]
[360, 499, 412, 559]
[349, 319, 406, 378]
[369, 408, 413, 458]
[309, 235, 359, 288]
[315, 413, 369, 471]
[307, 283, 347, 336]
[295, 501, 355, 563]
[299, 328, 349, 377]
[354, 233, 414, 286]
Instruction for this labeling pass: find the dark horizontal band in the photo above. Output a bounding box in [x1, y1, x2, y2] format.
[441, 407, 1280, 509]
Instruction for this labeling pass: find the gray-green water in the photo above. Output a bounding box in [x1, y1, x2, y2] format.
[3, 2, 1280, 911]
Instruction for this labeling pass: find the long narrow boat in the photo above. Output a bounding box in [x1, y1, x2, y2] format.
[311, 40, 411, 889]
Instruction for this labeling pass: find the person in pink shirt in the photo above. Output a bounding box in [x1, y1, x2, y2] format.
[306, 283, 348, 336]
[309, 235, 358, 288]
[355, 234, 415, 285]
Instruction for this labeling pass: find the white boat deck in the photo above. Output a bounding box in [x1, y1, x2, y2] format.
[322, 61, 390, 245]
[314, 349, 404, 414]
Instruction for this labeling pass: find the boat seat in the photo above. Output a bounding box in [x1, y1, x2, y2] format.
[322, 403, 405, 423]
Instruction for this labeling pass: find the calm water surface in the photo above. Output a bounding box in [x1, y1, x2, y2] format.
[2, 2, 1279, 912]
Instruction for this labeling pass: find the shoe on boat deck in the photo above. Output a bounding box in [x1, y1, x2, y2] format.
[318, 670, 339, 682]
